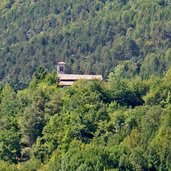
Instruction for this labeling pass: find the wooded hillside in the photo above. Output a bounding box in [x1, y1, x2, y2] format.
[0, 68, 171, 170]
[1, 1, 171, 170]
[0, 0, 171, 89]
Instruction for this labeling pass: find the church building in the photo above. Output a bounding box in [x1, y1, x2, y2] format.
[57, 62, 103, 86]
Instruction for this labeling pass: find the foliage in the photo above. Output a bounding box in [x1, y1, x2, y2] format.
[0, 69, 171, 170]
[0, 0, 171, 89]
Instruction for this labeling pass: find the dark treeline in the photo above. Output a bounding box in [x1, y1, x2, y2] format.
[0, 67, 171, 170]
[0, 0, 171, 89]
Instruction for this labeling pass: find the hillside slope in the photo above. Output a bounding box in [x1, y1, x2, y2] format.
[1, 69, 171, 170]
[0, 0, 171, 89]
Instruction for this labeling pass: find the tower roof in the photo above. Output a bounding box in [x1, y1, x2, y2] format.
[58, 62, 65, 64]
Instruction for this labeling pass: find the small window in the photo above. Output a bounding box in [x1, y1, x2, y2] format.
[60, 66, 63, 72]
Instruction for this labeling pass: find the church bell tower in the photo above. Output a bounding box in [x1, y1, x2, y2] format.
[57, 62, 65, 74]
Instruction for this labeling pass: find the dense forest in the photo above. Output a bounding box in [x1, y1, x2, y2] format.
[0, 66, 171, 170]
[1, 0, 171, 170]
[0, 0, 171, 89]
